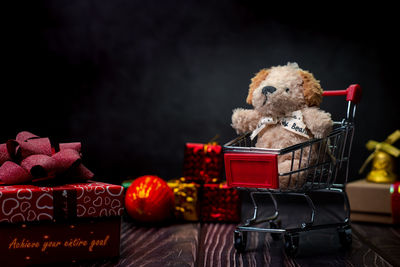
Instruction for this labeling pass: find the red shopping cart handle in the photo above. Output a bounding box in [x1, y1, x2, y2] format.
[322, 84, 362, 104]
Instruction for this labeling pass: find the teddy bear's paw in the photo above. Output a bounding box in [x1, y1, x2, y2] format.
[231, 108, 260, 134]
[231, 109, 246, 134]
[312, 131, 325, 139]
[312, 120, 333, 139]
[302, 107, 333, 139]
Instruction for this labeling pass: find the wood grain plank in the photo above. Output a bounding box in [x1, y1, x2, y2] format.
[219, 191, 394, 267]
[196, 222, 393, 267]
[72, 191, 399, 266]
[351, 223, 400, 267]
[287, 228, 393, 267]
[198, 223, 277, 267]
[117, 221, 199, 267]
[75, 219, 200, 267]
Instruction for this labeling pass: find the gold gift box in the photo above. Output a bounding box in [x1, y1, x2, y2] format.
[168, 178, 200, 221]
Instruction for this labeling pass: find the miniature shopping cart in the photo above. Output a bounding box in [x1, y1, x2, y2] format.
[223, 84, 362, 256]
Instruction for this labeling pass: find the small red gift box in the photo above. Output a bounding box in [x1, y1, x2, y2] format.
[200, 183, 241, 222]
[0, 181, 124, 223]
[183, 143, 223, 184]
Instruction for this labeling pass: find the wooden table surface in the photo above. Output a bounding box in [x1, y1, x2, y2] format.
[76, 193, 400, 267]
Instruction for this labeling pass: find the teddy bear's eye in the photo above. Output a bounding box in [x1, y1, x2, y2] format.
[285, 88, 290, 93]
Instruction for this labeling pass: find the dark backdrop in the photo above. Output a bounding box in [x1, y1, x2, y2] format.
[3, 1, 399, 184]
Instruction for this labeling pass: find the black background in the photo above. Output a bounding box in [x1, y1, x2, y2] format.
[3, 1, 399, 184]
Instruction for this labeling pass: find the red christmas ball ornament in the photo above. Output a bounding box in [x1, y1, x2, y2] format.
[125, 175, 175, 222]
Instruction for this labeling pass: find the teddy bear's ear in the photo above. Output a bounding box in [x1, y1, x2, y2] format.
[246, 68, 270, 104]
[299, 70, 323, 107]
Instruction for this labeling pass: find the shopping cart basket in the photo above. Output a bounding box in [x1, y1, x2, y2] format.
[223, 84, 362, 256]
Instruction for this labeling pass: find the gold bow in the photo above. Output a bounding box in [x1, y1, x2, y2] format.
[359, 130, 400, 174]
[203, 134, 219, 153]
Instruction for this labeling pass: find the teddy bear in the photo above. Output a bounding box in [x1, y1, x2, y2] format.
[231, 62, 333, 189]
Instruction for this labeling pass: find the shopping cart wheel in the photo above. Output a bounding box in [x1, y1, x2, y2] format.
[270, 221, 282, 241]
[338, 225, 352, 248]
[284, 233, 299, 257]
[234, 230, 247, 252]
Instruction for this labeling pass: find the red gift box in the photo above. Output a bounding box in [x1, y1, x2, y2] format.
[0, 217, 121, 266]
[183, 143, 223, 184]
[0, 181, 124, 223]
[200, 183, 241, 222]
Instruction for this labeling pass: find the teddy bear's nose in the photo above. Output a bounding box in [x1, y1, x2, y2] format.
[262, 86, 277, 95]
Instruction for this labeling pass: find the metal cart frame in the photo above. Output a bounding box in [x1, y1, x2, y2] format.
[223, 84, 362, 256]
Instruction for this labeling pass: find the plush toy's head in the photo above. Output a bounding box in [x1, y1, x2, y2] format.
[246, 62, 323, 117]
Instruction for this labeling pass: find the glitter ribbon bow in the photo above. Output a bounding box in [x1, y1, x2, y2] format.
[359, 130, 400, 174]
[0, 131, 94, 184]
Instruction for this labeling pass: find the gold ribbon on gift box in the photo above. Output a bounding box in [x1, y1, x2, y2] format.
[359, 130, 400, 183]
[203, 142, 218, 153]
[203, 134, 220, 154]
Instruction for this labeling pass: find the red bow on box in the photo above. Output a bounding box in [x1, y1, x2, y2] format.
[0, 131, 94, 184]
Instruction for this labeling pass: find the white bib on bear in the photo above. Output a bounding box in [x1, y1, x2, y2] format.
[250, 110, 310, 140]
